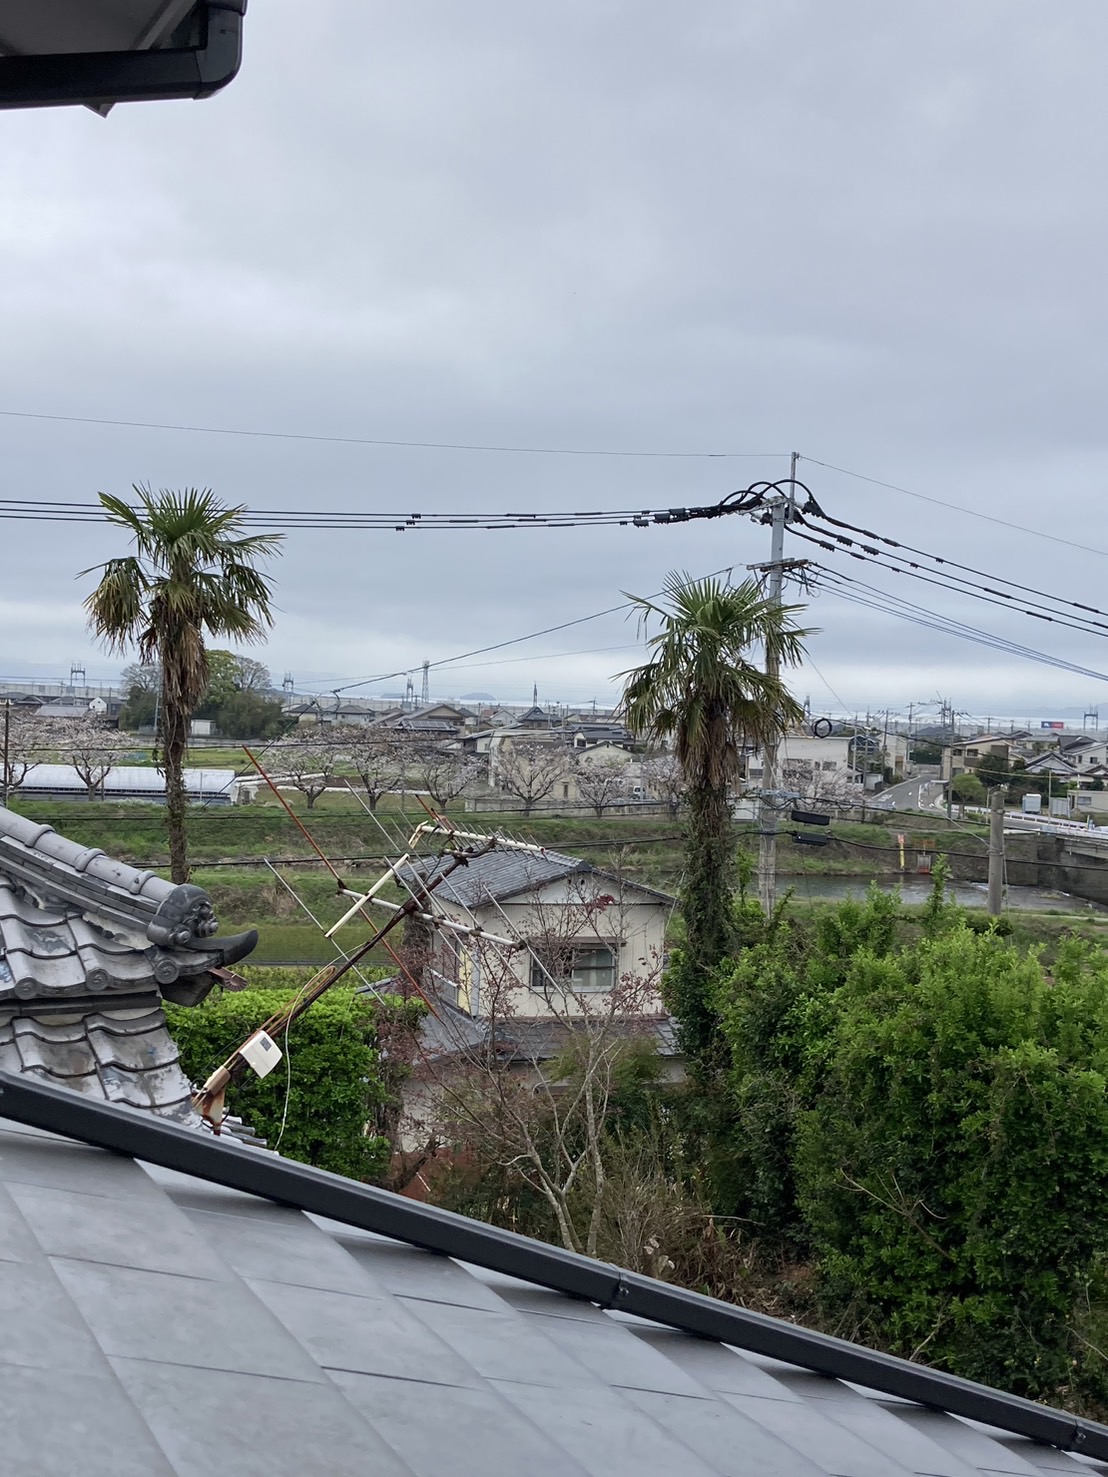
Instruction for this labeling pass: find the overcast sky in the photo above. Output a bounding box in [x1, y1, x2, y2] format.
[2, 1, 1107, 725]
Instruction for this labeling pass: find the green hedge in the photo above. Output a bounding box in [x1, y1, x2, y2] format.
[712, 879, 1108, 1401]
[165, 975, 392, 1181]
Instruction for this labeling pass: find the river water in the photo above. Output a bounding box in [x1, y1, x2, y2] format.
[781, 874, 1107, 914]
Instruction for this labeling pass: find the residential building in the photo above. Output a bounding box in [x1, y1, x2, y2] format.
[1059, 735, 1108, 769]
[940, 735, 1012, 782]
[288, 698, 386, 726]
[381, 703, 478, 738]
[1, 804, 1105, 1474]
[517, 703, 560, 729]
[746, 733, 860, 799]
[398, 846, 672, 1017]
[1020, 752, 1077, 779]
[571, 722, 636, 751]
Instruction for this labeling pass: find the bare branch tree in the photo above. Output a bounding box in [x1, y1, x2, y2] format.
[55, 717, 130, 798]
[641, 753, 685, 818]
[1, 709, 62, 796]
[572, 754, 634, 817]
[332, 724, 406, 811]
[781, 759, 862, 809]
[494, 739, 570, 816]
[271, 732, 339, 809]
[414, 745, 485, 809]
[119, 662, 160, 694]
[406, 879, 665, 1258]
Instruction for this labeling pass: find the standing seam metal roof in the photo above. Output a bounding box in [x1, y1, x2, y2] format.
[0, 1099, 1104, 1476]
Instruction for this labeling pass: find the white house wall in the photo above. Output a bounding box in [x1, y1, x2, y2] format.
[429, 877, 669, 1017]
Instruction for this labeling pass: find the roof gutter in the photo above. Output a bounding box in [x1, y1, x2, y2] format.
[0, 1068, 1104, 1463]
[0, 0, 244, 110]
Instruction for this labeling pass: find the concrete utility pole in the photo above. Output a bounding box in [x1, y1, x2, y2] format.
[987, 784, 1006, 917]
[756, 451, 796, 916]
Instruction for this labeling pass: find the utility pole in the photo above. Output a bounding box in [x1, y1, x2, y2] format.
[987, 784, 1006, 917]
[1, 700, 9, 806]
[756, 452, 796, 916]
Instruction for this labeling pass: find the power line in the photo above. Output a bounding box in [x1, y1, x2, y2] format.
[809, 565, 1108, 684]
[301, 558, 739, 694]
[798, 455, 1108, 560]
[0, 407, 782, 461]
[820, 574, 1108, 683]
[0, 487, 779, 536]
[794, 518, 1108, 638]
[804, 511, 1108, 624]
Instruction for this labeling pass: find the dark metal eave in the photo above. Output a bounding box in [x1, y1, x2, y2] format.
[0, 1, 243, 109]
[0, 1069, 1104, 1463]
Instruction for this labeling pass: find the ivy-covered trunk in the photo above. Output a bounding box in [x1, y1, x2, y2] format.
[664, 778, 735, 1069]
[682, 780, 735, 969]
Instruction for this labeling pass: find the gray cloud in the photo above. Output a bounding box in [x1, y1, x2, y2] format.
[1, 1, 1107, 721]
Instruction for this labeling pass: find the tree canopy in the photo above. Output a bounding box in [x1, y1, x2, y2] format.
[83, 486, 282, 879]
[619, 572, 809, 1068]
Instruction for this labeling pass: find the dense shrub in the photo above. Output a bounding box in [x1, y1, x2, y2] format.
[712, 878, 1108, 1400]
[165, 973, 396, 1181]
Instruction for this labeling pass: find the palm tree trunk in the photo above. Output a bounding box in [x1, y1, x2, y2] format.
[683, 782, 735, 970]
[161, 658, 191, 883]
[667, 781, 736, 1068]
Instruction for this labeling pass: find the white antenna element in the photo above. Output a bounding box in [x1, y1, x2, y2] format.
[325, 854, 412, 937]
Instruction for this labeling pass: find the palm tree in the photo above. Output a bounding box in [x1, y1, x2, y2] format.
[83, 487, 283, 882]
[619, 573, 809, 1061]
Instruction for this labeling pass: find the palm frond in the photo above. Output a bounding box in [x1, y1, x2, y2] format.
[617, 573, 810, 788]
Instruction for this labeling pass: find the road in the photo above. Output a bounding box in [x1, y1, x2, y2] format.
[869, 777, 946, 813]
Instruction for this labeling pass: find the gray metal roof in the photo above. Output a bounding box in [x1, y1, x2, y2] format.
[0, 1109, 1101, 1476]
[403, 846, 674, 909]
[17, 763, 235, 797]
[0, 1, 196, 55]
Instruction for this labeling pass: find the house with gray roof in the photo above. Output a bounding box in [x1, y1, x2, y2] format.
[2, 808, 1108, 1473]
[397, 846, 673, 1017]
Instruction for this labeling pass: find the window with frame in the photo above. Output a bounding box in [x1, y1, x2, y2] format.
[530, 944, 617, 993]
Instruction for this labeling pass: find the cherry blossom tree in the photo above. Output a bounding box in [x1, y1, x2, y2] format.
[494, 739, 571, 815]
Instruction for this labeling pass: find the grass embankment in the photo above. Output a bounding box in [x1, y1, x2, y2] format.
[7, 798, 1068, 964]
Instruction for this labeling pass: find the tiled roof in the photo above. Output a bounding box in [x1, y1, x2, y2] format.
[0, 878, 239, 1008]
[0, 1097, 1103, 1476]
[0, 803, 256, 1115]
[401, 846, 674, 908]
[403, 846, 588, 906]
[0, 1007, 195, 1120]
[394, 982, 679, 1065]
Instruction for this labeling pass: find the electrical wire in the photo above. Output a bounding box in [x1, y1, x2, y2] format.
[797, 455, 1108, 560]
[793, 521, 1108, 640]
[802, 510, 1108, 625]
[302, 558, 738, 695]
[0, 407, 783, 460]
[0, 489, 772, 533]
[808, 565, 1108, 684]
